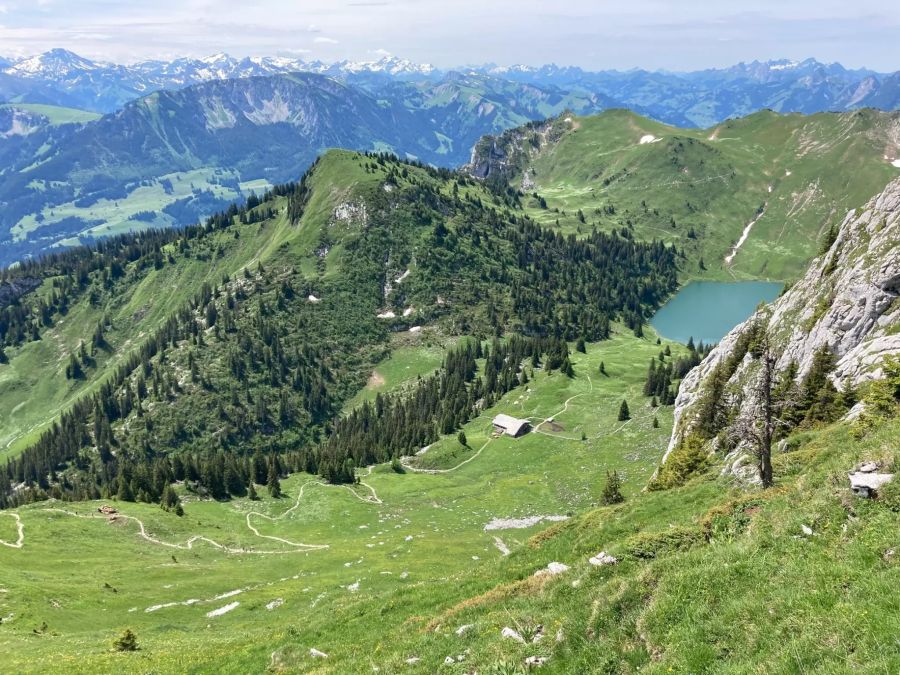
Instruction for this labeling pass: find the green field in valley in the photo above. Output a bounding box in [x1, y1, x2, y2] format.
[0, 328, 686, 673]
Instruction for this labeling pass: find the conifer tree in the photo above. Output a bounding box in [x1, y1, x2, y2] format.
[267, 463, 282, 498]
[618, 399, 631, 421]
[601, 470, 624, 505]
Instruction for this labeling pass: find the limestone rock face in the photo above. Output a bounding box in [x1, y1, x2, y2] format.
[664, 177, 900, 475]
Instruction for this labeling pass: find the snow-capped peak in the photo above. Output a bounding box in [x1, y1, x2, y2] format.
[6, 48, 102, 79]
[768, 60, 799, 71]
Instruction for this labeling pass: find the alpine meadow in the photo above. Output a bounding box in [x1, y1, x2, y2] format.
[1, 3, 900, 674]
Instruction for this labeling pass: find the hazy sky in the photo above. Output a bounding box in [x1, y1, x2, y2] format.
[0, 0, 897, 71]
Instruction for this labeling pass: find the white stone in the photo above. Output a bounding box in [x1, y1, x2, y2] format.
[588, 551, 618, 566]
[849, 472, 895, 494]
[502, 626, 526, 643]
[310, 648, 328, 658]
[544, 561, 569, 575]
[525, 655, 549, 667]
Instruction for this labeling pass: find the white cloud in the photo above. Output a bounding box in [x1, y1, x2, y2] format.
[0, 0, 896, 70]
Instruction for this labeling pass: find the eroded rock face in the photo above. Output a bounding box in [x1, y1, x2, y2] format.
[664, 177, 900, 477]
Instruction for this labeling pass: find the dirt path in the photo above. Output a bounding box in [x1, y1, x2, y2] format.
[0, 513, 24, 548]
[400, 436, 494, 475]
[532, 375, 594, 440]
[9, 475, 390, 553]
[244, 480, 331, 550]
[36, 489, 330, 555]
[341, 467, 383, 504]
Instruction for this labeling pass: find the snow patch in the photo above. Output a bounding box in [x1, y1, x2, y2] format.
[307, 294, 320, 303]
[408, 326, 422, 333]
[892, 159, 900, 168]
[265, 598, 284, 610]
[206, 601, 239, 617]
[639, 134, 660, 144]
[402, 307, 414, 317]
[213, 589, 244, 600]
[376, 310, 396, 319]
[725, 205, 766, 265]
[483, 515, 569, 531]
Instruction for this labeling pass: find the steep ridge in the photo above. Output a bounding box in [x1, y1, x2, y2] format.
[663, 177, 900, 483]
[0, 73, 623, 265]
[468, 108, 900, 281]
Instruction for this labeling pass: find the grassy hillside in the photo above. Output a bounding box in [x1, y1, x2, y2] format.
[2, 330, 897, 672]
[0, 328, 688, 672]
[0, 151, 381, 459]
[474, 108, 900, 281]
[1, 147, 677, 487]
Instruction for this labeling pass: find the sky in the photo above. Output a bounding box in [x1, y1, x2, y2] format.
[0, 0, 898, 71]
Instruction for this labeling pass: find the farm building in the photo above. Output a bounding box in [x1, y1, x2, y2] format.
[492, 414, 531, 438]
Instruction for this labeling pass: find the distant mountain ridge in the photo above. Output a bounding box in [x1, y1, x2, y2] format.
[0, 71, 618, 265]
[1, 49, 898, 125]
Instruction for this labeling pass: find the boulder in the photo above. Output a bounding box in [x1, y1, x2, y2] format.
[849, 471, 895, 497]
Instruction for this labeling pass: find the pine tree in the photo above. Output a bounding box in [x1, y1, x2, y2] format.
[601, 470, 624, 505]
[457, 431, 467, 447]
[652, 416, 659, 428]
[267, 463, 282, 498]
[576, 337, 586, 353]
[618, 399, 630, 421]
[113, 628, 139, 652]
[248, 482, 259, 501]
[599, 361, 607, 376]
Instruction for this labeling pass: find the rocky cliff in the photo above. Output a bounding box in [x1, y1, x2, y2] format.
[465, 114, 571, 184]
[663, 177, 900, 481]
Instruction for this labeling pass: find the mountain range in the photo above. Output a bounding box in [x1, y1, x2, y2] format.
[2, 49, 899, 125]
[0, 49, 899, 266]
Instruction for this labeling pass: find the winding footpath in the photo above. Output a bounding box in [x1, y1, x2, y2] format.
[243, 480, 330, 551]
[5, 476, 391, 554]
[400, 436, 494, 475]
[0, 513, 24, 548]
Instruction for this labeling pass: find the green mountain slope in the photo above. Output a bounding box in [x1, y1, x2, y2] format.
[1, 148, 677, 499]
[469, 108, 900, 281]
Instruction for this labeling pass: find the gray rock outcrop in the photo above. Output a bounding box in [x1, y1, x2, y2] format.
[663, 177, 900, 477]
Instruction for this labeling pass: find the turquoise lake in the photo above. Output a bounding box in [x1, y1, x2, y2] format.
[651, 281, 783, 345]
